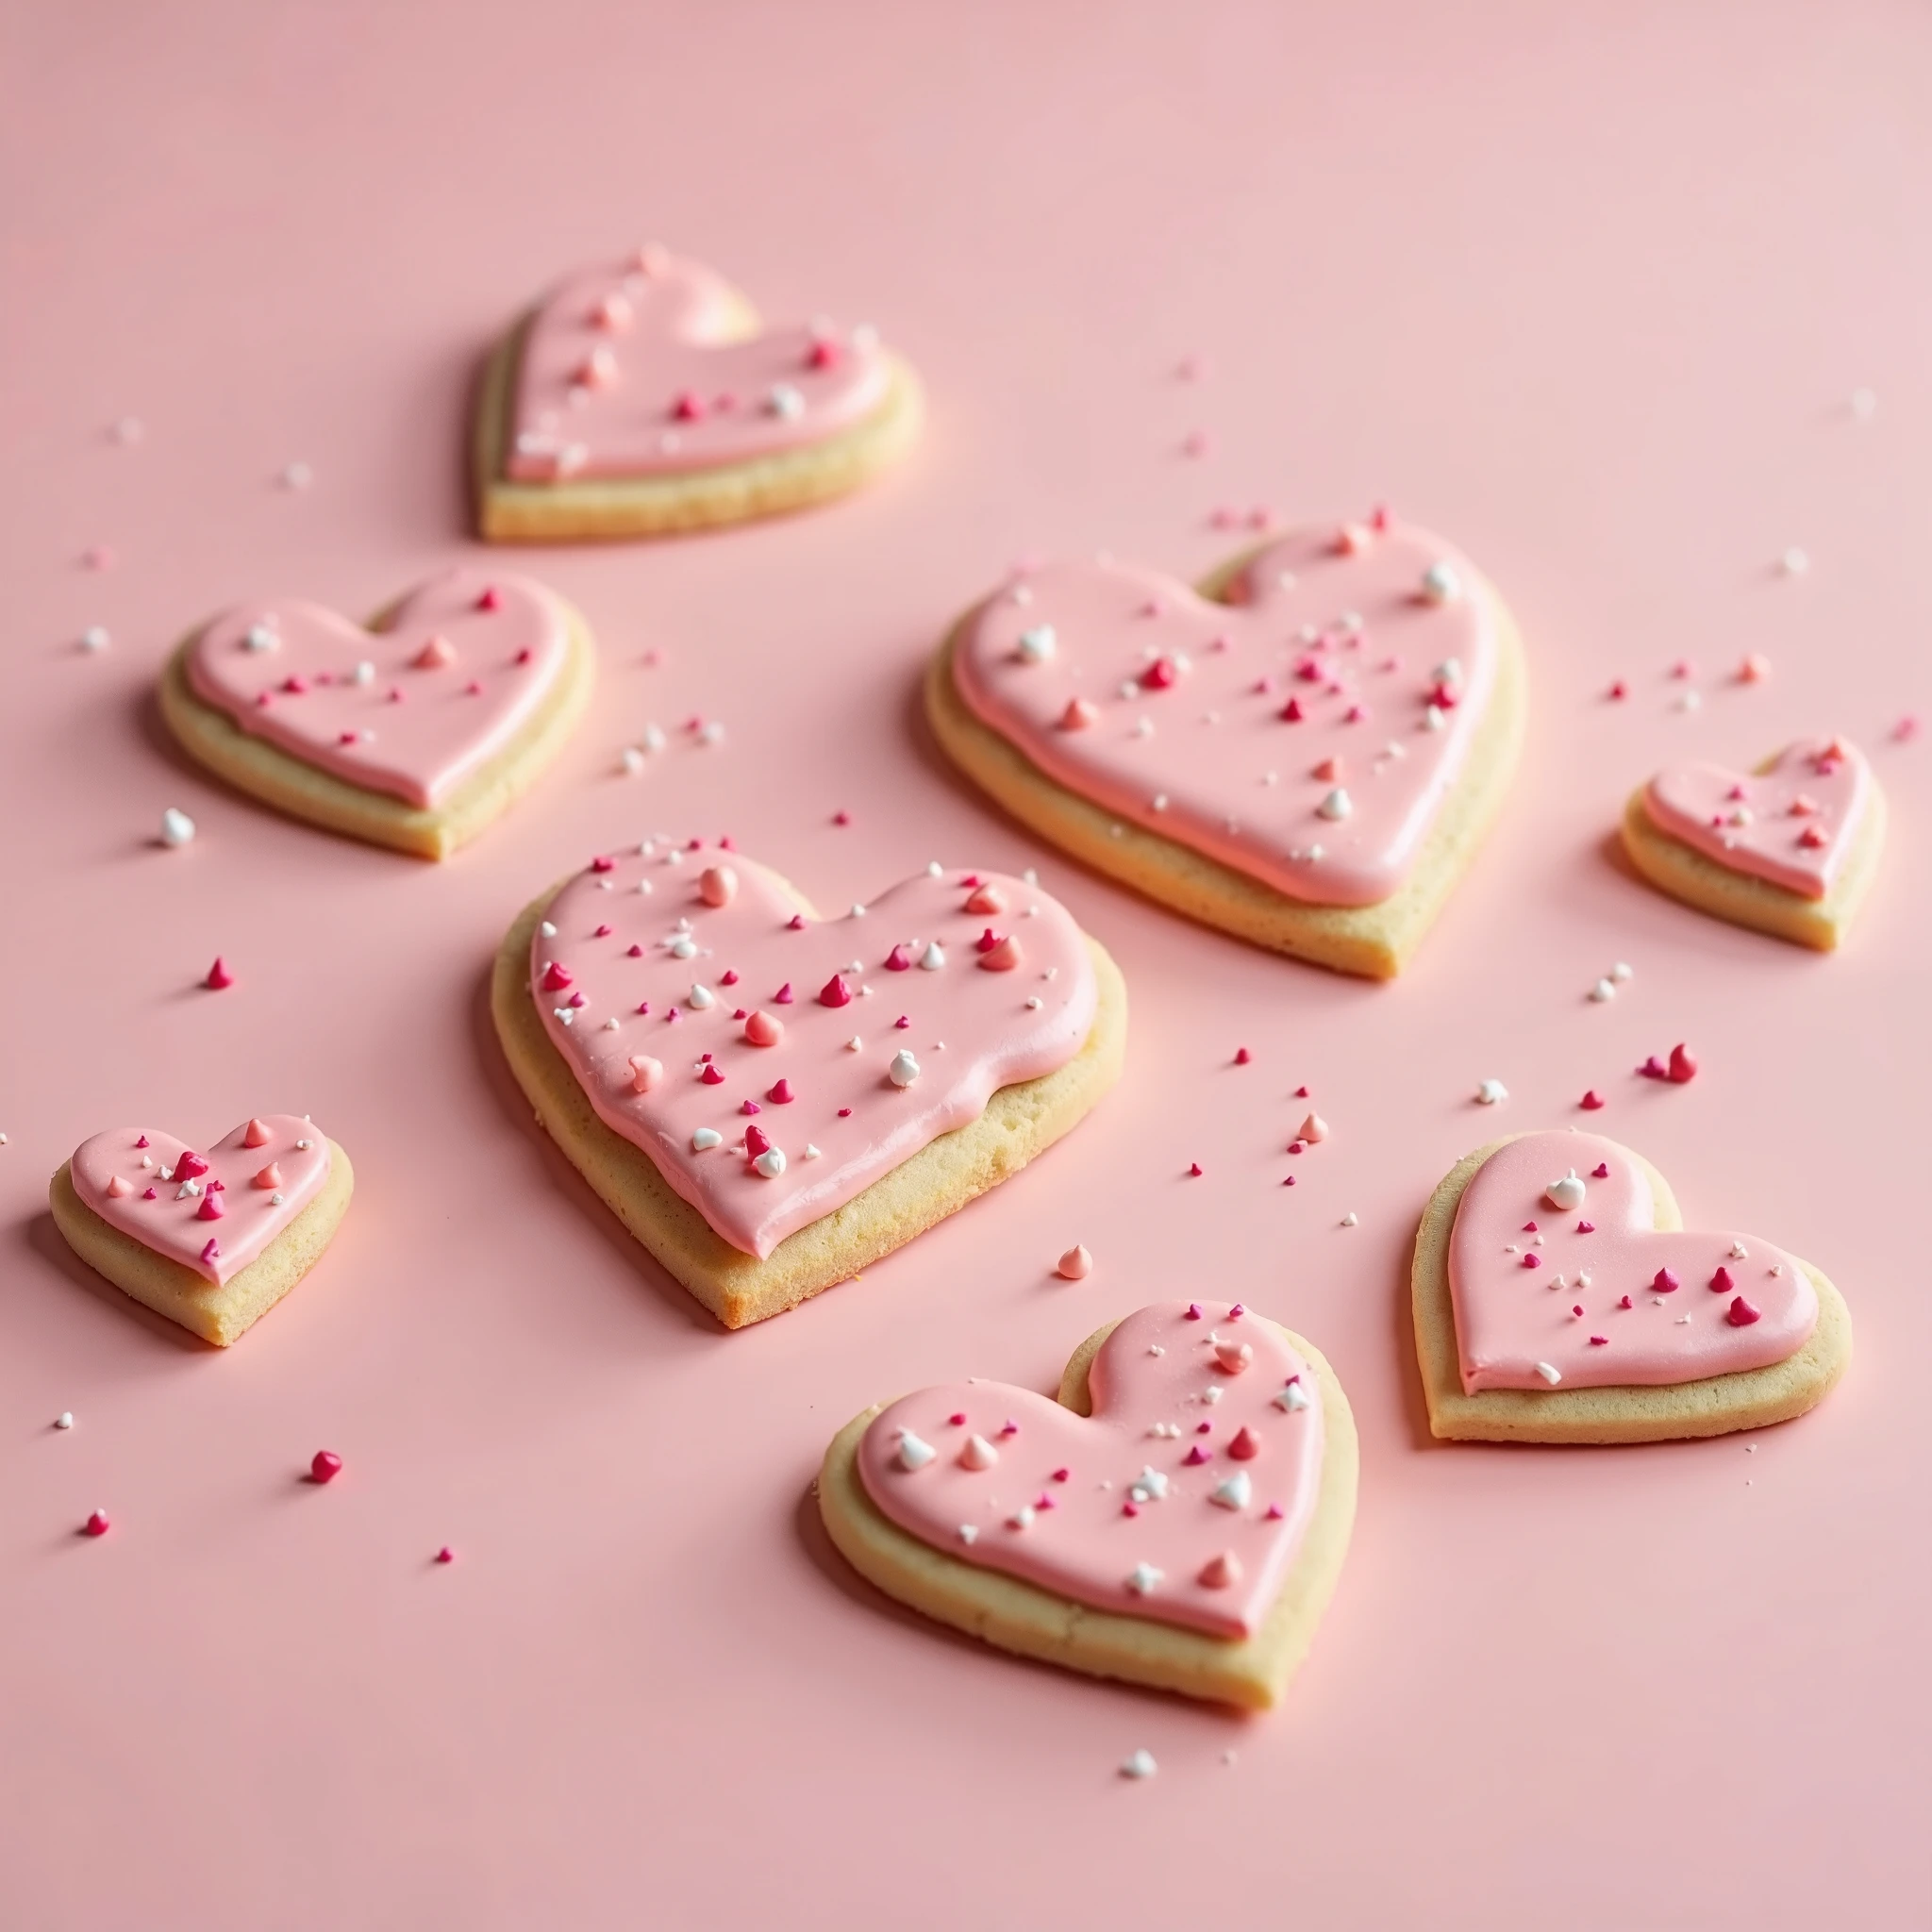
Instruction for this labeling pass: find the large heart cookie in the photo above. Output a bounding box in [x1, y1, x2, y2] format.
[1411, 1130, 1852, 1442]
[159, 566, 594, 859]
[490, 844, 1125, 1328]
[49, 1116, 354, 1345]
[925, 517, 1527, 977]
[819, 1302, 1357, 1709]
[475, 245, 921, 541]
[1622, 737, 1886, 950]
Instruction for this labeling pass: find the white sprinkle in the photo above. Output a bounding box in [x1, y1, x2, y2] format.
[1730, 1241, 1749, 1260]
[1125, 1565, 1163, 1598]
[958, 1524, 978, 1544]
[1849, 387, 1877, 421]
[602, 1017, 620, 1031]
[1015, 625, 1058, 664]
[669, 937, 697, 959]
[918, 941, 945, 971]
[554, 1008, 575, 1026]
[895, 1430, 937, 1472]
[350, 659, 374, 686]
[1132, 716, 1154, 739]
[635, 878, 654, 894]
[754, 1147, 787, 1178]
[850, 903, 867, 919]
[641, 723, 667, 753]
[80, 625, 111, 653]
[1317, 786, 1353, 822]
[620, 747, 646, 775]
[766, 383, 805, 420]
[158, 808, 196, 847]
[1007, 1505, 1036, 1530]
[280, 460, 313, 491]
[1678, 690, 1702, 713]
[1475, 1078, 1508, 1105]
[1274, 1382, 1311, 1415]
[1421, 562, 1461, 604]
[242, 623, 278, 653]
[1121, 1748, 1158, 1780]
[888, 1049, 921, 1088]
[1340, 1211, 1358, 1227]
[55, 1412, 74, 1430]
[696, 721, 724, 746]
[269, 1191, 285, 1206]
[926, 860, 943, 876]
[1610, 960, 1633, 982]
[1210, 1471, 1253, 1510]
[1780, 546, 1809, 576]
[1589, 978, 1615, 1003]
[1151, 792, 1169, 812]
[114, 415, 144, 443]
[691, 1128, 723, 1152]
[1132, 1466, 1170, 1502]
[539, 921, 558, 938]
[1423, 704, 1446, 731]
[1534, 1361, 1562, 1385]
[1024, 995, 1042, 1009]
[845, 1036, 862, 1052]
[687, 984, 715, 1009]
[175, 1180, 200, 1200]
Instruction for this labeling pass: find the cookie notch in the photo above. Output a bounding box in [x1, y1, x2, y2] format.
[924, 555, 1528, 981]
[490, 886, 1126, 1329]
[474, 308, 924, 543]
[818, 1319, 1358, 1710]
[48, 1143, 354, 1347]
[1619, 781, 1888, 952]
[158, 607, 596, 861]
[1410, 1135, 1853, 1444]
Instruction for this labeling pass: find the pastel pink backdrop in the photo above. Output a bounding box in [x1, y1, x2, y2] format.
[3, 4, 1927, 1926]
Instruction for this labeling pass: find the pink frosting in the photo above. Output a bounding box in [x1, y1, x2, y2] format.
[505, 248, 893, 481]
[69, 1116, 331, 1285]
[187, 567, 572, 809]
[1448, 1132, 1818, 1393]
[857, 1302, 1325, 1640]
[532, 851, 1097, 1259]
[950, 520, 1503, 907]
[1642, 738, 1871, 899]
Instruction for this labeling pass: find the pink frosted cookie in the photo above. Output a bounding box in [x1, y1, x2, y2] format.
[924, 516, 1527, 977]
[489, 845, 1126, 1328]
[818, 1302, 1357, 1709]
[474, 244, 921, 541]
[1411, 1130, 1852, 1443]
[48, 1116, 354, 1345]
[1621, 737, 1887, 950]
[158, 566, 595, 859]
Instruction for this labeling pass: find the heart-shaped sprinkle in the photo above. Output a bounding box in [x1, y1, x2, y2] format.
[1448, 1132, 1816, 1391]
[952, 521, 1503, 907]
[532, 853, 1095, 1257]
[186, 569, 571, 809]
[70, 1117, 330, 1283]
[1644, 739, 1872, 897]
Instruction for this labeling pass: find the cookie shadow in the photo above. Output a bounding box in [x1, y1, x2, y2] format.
[466, 960, 720, 1336]
[20, 1211, 210, 1352]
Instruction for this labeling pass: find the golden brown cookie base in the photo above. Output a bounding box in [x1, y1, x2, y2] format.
[1619, 778, 1887, 951]
[48, 1143, 355, 1347]
[818, 1318, 1357, 1710]
[158, 606, 595, 860]
[490, 883, 1126, 1329]
[473, 301, 922, 541]
[924, 571, 1527, 979]
[1411, 1135, 1853, 1442]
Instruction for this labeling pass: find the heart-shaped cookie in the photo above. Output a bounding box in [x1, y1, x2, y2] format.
[1622, 737, 1886, 950]
[819, 1302, 1357, 1709]
[491, 844, 1126, 1327]
[475, 245, 921, 541]
[925, 517, 1527, 977]
[1411, 1130, 1852, 1442]
[159, 566, 594, 859]
[49, 1116, 354, 1345]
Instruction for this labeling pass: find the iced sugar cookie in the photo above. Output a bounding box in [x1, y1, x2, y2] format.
[49, 1116, 353, 1345]
[925, 516, 1527, 978]
[490, 846, 1125, 1328]
[819, 1301, 1357, 1709]
[475, 245, 921, 541]
[159, 566, 594, 859]
[1411, 1131, 1851, 1443]
[1621, 736, 1886, 949]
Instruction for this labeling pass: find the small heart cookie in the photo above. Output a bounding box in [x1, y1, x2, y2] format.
[1411, 1130, 1851, 1442]
[1621, 737, 1886, 949]
[819, 1302, 1357, 1709]
[49, 1116, 353, 1345]
[475, 245, 921, 541]
[159, 566, 594, 859]
[491, 846, 1125, 1328]
[925, 517, 1526, 977]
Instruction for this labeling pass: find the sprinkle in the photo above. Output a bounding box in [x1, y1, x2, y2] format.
[84, 1509, 111, 1537]
[1589, 977, 1615, 1003]
[205, 956, 235, 990]
[1124, 1566, 1163, 1600]
[1058, 697, 1098, 730]
[310, 1450, 342, 1483]
[1209, 1471, 1252, 1510]
[1340, 1211, 1358, 1227]
[434, 1547, 455, 1564]
[1534, 1362, 1561, 1385]
[753, 1148, 787, 1179]
[895, 1431, 936, 1471]
[1474, 1078, 1507, 1105]
[1198, 1552, 1242, 1590]
[1057, 1243, 1092, 1280]
[691, 1128, 723, 1152]
[1709, 1266, 1735, 1294]
[699, 865, 737, 908]
[1421, 562, 1461, 604]
[918, 941, 945, 970]
[888, 1049, 921, 1088]
[1667, 1043, 1698, 1084]
[1780, 546, 1809, 576]
[1654, 1268, 1680, 1292]
[1188, 1162, 1203, 1177]
[687, 983, 715, 1009]
[977, 935, 1023, 972]
[958, 1434, 999, 1472]
[159, 805, 196, 845]
[1726, 1296, 1762, 1326]
[1015, 625, 1058, 664]
[819, 974, 853, 1008]
[1316, 786, 1353, 822]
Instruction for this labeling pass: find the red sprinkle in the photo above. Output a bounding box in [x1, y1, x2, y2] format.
[1233, 1047, 1251, 1065]
[1654, 1268, 1680, 1292]
[1228, 1303, 1244, 1319]
[744, 1124, 771, 1158]
[1638, 1055, 1668, 1079]
[1607, 679, 1628, 700]
[974, 926, 1002, 954]
[205, 956, 235, 990]
[700, 1065, 725, 1086]
[84, 1510, 110, 1537]
[435, 1546, 455, 1563]
[1185, 1303, 1204, 1320]
[1618, 1295, 1633, 1309]
[590, 855, 615, 874]
[1052, 1468, 1070, 1482]
[1228, 1427, 1261, 1460]
[1591, 1163, 1610, 1178]
[832, 809, 851, 825]
[774, 983, 793, 1004]
[885, 945, 911, 971]
[1281, 1174, 1297, 1187]
[1667, 1043, 1698, 1084]
[477, 587, 503, 611]
[1577, 1220, 1595, 1234]
[1183, 1444, 1211, 1465]
[1709, 1266, 1735, 1293]
[787, 915, 807, 931]
[838, 1108, 853, 1118]
[1141, 657, 1179, 691]
[1580, 1090, 1605, 1109]
[1522, 1221, 1539, 1233]
[1522, 1254, 1541, 1269]
[1188, 1161, 1203, 1177]
[310, 1451, 342, 1483]
[720, 969, 739, 986]
[819, 974, 853, 1008]
[948, 1412, 966, 1426]
[1589, 1336, 1609, 1346]
[768, 1079, 794, 1104]
[176, 1151, 209, 1178]
[1726, 1296, 1762, 1327]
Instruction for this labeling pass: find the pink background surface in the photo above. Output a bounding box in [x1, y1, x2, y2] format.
[3, 3, 1928, 1924]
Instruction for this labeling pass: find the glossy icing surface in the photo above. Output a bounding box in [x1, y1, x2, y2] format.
[531, 851, 1097, 1258]
[858, 1301, 1325, 1640]
[1643, 738, 1871, 898]
[70, 1116, 332, 1284]
[950, 521, 1503, 907]
[186, 568, 572, 808]
[1448, 1132, 1818, 1392]
[505, 248, 893, 481]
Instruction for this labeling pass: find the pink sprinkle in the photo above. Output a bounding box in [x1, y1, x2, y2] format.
[590, 855, 615, 874]
[1281, 1175, 1297, 1187]
[84, 1510, 110, 1537]
[199, 1239, 220, 1265]
[1522, 1254, 1541, 1270]
[1572, 1305, 1584, 1318]
[1264, 1503, 1284, 1521]
[948, 1412, 966, 1426]
[1294, 1084, 1310, 1099]
[832, 809, 851, 825]
[774, 983, 793, 1004]
[1052, 1468, 1070, 1482]
[1141, 656, 1180, 691]
[1577, 1220, 1595, 1234]
[477, 587, 503, 611]
[806, 337, 843, 372]
[1709, 1266, 1735, 1293]
[740, 1101, 760, 1117]
[1123, 1502, 1140, 1517]
[177, 1152, 209, 1178]
[1580, 1090, 1605, 1110]
[566, 991, 585, 1008]
[1181, 430, 1209, 458]
[1589, 1336, 1609, 1346]
[514, 647, 532, 665]
[1035, 1494, 1057, 1511]
[310, 1450, 342, 1483]
[283, 675, 308, 694]
[196, 1192, 224, 1222]
[1894, 715, 1921, 743]
[1618, 1295, 1632, 1309]
[1194, 1421, 1212, 1435]
[1188, 1161, 1203, 1177]
[81, 544, 115, 571]
[1522, 1221, 1539, 1233]
[142, 1188, 156, 1200]
[464, 680, 483, 695]
[1183, 1444, 1211, 1465]
[787, 915, 806, 932]
[1726, 1296, 1762, 1327]
[541, 962, 573, 991]
[1591, 1162, 1609, 1179]
[999, 1420, 1019, 1437]
[666, 1008, 680, 1023]
[135, 1136, 149, 1148]
[744, 1124, 771, 1158]
[593, 924, 612, 938]
[819, 974, 853, 1008]
[885, 944, 911, 971]
[1607, 679, 1628, 700]
[1280, 696, 1304, 722]
[205, 956, 235, 990]
[1638, 1055, 1668, 1079]
[1654, 1268, 1680, 1292]
[672, 390, 707, 422]
[1670, 659, 1694, 680]
[626, 944, 644, 958]
[894, 1014, 910, 1029]
[435, 1546, 455, 1563]
[338, 729, 359, 746]
[768, 1079, 794, 1104]
[700, 1065, 724, 1086]
[720, 969, 739, 987]
[838, 1107, 852, 1118]
[1228, 1303, 1244, 1319]
[1234, 1047, 1251, 1065]
[635, 1002, 650, 1016]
